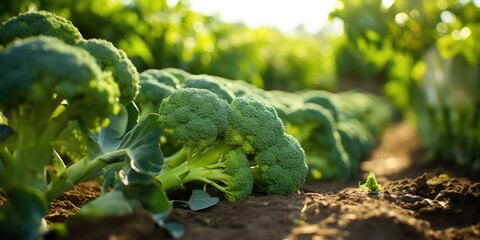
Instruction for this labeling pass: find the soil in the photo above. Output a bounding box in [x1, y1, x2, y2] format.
[2, 122, 480, 240]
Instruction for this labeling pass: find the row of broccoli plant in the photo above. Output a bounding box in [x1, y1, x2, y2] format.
[134, 69, 394, 181]
[0, 11, 308, 239]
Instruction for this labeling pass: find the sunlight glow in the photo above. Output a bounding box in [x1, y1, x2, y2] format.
[188, 0, 338, 34]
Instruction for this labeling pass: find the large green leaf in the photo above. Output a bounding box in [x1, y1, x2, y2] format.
[117, 113, 164, 174]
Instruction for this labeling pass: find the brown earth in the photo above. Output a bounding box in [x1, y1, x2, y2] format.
[3, 122, 480, 239]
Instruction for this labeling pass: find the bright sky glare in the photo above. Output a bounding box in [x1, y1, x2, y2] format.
[187, 0, 338, 34]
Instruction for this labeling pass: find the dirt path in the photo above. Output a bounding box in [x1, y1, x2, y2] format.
[2, 122, 479, 239]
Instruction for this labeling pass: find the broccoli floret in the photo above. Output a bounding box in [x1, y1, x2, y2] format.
[251, 133, 307, 195]
[182, 74, 236, 102]
[0, 11, 83, 45]
[136, 69, 179, 119]
[158, 88, 230, 150]
[155, 88, 307, 201]
[225, 96, 285, 154]
[75, 38, 139, 104]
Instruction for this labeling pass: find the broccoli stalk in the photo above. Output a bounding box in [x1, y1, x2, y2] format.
[157, 143, 253, 202]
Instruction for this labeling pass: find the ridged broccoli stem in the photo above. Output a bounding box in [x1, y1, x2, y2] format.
[156, 142, 235, 191]
[162, 147, 189, 170]
[46, 148, 128, 200]
[4, 100, 70, 190]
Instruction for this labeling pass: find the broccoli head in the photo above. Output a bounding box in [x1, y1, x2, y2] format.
[0, 11, 83, 45]
[75, 38, 139, 104]
[136, 69, 179, 119]
[0, 36, 120, 131]
[158, 88, 230, 150]
[252, 133, 307, 195]
[224, 97, 285, 154]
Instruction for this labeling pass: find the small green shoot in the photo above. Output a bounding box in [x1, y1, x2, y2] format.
[359, 171, 382, 193]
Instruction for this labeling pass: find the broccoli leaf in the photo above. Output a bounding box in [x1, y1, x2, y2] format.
[171, 189, 220, 211]
[0, 125, 13, 142]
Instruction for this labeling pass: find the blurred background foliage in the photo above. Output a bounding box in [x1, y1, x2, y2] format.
[0, 0, 337, 91]
[331, 0, 480, 167]
[1, 0, 479, 167]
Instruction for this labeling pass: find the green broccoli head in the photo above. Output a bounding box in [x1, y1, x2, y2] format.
[158, 88, 230, 150]
[0, 36, 120, 131]
[224, 97, 285, 154]
[136, 70, 178, 119]
[75, 39, 139, 104]
[252, 133, 307, 195]
[0, 11, 83, 45]
[183, 75, 236, 103]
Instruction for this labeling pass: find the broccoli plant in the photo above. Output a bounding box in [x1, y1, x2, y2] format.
[0, 11, 170, 239]
[0, 36, 120, 239]
[75, 38, 140, 104]
[155, 88, 307, 202]
[135, 69, 180, 119]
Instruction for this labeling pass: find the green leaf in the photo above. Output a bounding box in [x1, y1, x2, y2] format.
[125, 101, 140, 133]
[162, 222, 185, 239]
[151, 213, 185, 239]
[117, 114, 163, 174]
[0, 124, 14, 142]
[171, 190, 219, 211]
[93, 104, 129, 154]
[76, 191, 139, 218]
[0, 186, 49, 240]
